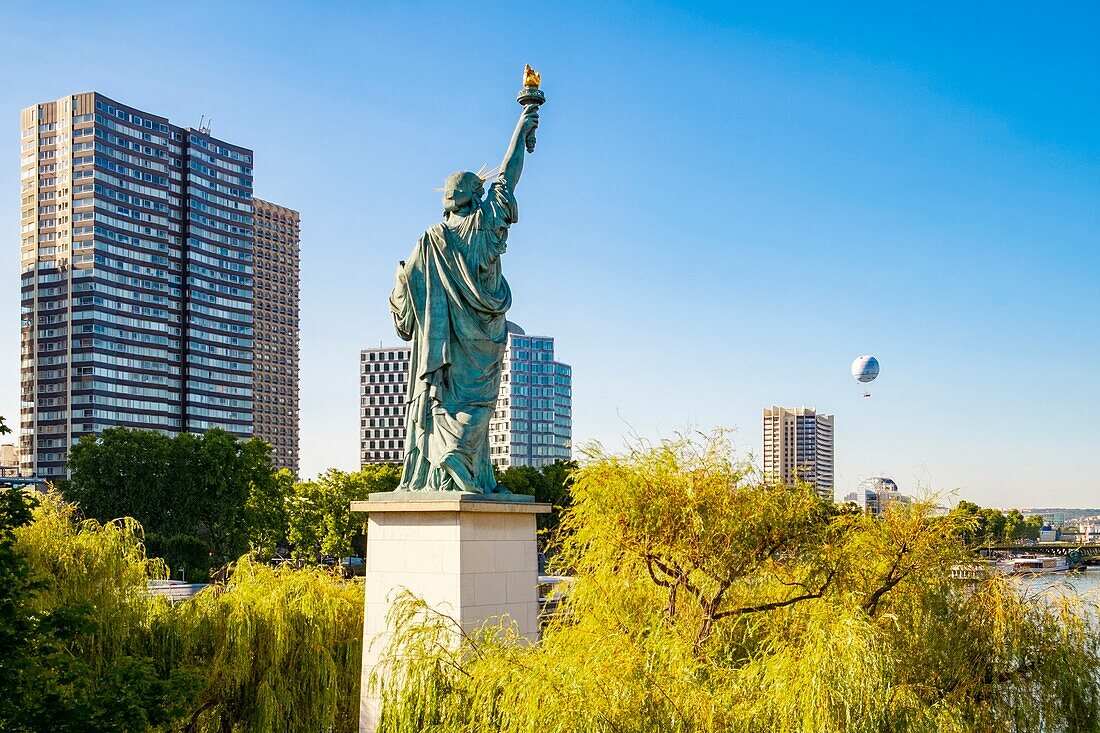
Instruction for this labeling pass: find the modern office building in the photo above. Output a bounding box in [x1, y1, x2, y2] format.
[1028, 511, 1067, 528]
[359, 322, 572, 470]
[489, 322, 572, 469]
[360, 346, 411, 465]
[19, 92, 256, 477]
[251, 199, 300, 474]
[762, 405, 834, 501]
[842, 476, 910, 516]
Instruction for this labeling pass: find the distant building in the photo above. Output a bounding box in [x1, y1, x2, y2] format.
[762, 406, 834, 501]
[1028, 511, 1066, 528]
[359, 321, 572, 471]
[843, 476, 911, 516]
[251, 199, 300, 475]
[489, 322, 572, 470]
[1072, 516, 1100, 543]
[17, 92, 299, 478]
[359, 347, 410, 466]
[0, 444, 18, 478]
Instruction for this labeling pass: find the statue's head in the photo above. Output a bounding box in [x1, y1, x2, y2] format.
[442, 171, 484, 214]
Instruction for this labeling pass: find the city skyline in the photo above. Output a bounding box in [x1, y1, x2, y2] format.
[2, 3, 1099, 504]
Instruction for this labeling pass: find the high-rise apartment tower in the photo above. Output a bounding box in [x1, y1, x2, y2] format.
[18, 92, 271, 476]
[251, 199, 300, 474]
[359, 346, 411, 466]
[489, 323, 571, 469]
[762, 405, 834, 501]
[360, 322, 572, 471]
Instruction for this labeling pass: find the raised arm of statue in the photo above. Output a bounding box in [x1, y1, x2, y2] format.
[501, 104, 539, 189]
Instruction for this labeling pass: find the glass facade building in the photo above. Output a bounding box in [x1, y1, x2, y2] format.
[360, 322, 572, 471]
[489, 322, 572, 469]
[18, 92, 258, 477]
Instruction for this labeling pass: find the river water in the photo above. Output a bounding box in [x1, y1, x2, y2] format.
[1024, 568, 1100, 596]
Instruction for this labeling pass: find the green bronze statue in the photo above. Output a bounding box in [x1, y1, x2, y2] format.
[388, 68, 543, 494]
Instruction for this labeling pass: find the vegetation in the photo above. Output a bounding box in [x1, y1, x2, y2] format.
[286, 466, 400, 560]
[61, 428, 282, 579]
[167, 559, 362, 731]
[6, 428, 1099, 732]
[1, 489, 199, 731]
[1, 488, 362, 732]
[61, 429, 403, 575]
[496, 459, 576, 532]
[375, 433, 1100, 733]
[949, 500, 1046, 545]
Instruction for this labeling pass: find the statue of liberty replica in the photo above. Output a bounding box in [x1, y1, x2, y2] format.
[388, 67, 545, 495]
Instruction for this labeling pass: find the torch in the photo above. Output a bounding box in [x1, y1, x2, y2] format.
[516, 65, 545, 153]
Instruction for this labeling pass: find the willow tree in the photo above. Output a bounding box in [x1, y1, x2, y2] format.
[376, 432, 1100, 733]
[6, 491, 365, 733]
[167, 559, 363, 733]
[5, 490, 198, 732]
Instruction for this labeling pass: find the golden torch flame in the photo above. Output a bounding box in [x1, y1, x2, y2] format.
[523, 65, 541, 89]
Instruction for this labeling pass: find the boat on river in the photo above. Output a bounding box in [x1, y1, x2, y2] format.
[997, 555, 1070, 575]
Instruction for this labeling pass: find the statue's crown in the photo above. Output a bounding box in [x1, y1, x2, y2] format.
[523, 65, 541, 88]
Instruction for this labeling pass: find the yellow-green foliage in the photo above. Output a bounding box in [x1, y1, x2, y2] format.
[14, 492, 172, 671]
[11, 492, 364, 732]
[377, 433, 1100, 733]
[171, 559, 363, 732]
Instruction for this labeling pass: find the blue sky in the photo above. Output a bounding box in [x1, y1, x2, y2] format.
[1, 2, 1098, 507]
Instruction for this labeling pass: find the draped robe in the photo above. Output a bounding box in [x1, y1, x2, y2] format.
[389, 178, 517, 492]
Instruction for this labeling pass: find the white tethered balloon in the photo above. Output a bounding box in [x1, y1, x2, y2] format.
[851, 355, 880, 398]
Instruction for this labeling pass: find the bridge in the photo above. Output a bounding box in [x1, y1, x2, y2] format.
[979, 544, 1100, 558]
[1, 478, 48, 489]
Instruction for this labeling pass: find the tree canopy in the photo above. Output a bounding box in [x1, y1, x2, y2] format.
[950, 500, 1046, 545]
[497, 459, 576, 533]
[376, 433, 1100, 733]
[2, 489, 362, 732]
[285, 465, 400, 560]
[61, 428, 282, 579]
[1, 489, 199, 731]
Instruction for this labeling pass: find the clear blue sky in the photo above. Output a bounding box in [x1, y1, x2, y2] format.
[1, 2, 1098, 507]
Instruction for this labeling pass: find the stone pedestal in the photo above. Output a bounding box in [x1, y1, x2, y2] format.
[352, 494, 551, 733]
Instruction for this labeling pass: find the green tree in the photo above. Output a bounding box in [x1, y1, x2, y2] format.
[537, 459, 576, 533]
[1018, 512, 1045, 541]
[949, 500, 1012, 545]
[0, 487, 40, 726]
[497, 460, 577, 533]
[7, 490, 361, 732]
[63, 428, 280, 579]
[1003, 508, 1025, 542]
[3, 490, 199, 731]
[497, 465, 548, 498]
[169, 559, 362, 732]
[375, 432, 1100, 733]
[286, 465, 400, 560]
[63, 429, 175, 535]
[243, 467, 295, 559]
